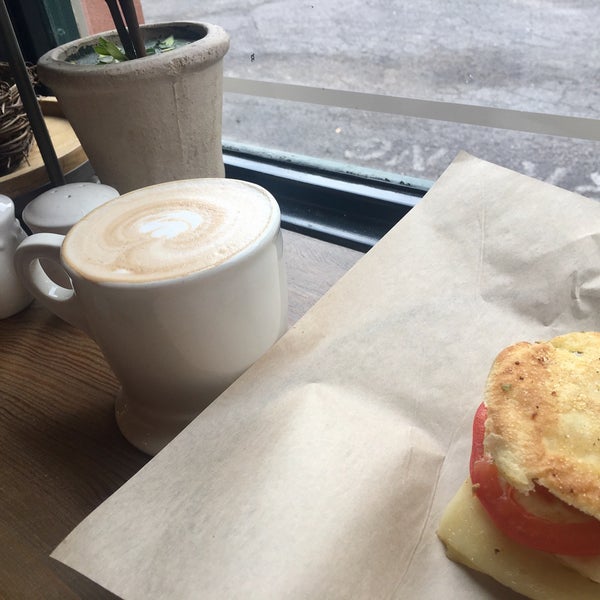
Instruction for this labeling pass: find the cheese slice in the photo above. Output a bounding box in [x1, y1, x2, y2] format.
[437, 479, 600, 599]
[558, 555, 600, 585]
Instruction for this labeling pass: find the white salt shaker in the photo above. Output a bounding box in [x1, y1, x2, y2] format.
[23, 182, 119, 235]
[0, 195, 32, 318]
[22, 182, 119, 286]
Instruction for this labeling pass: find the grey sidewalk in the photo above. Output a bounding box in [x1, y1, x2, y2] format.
[142, 0, 600, 198]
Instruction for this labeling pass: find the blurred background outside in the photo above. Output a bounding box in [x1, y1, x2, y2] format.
[69, 0, 600, 199]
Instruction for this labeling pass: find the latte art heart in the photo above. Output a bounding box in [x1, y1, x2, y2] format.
[137, 209, 204, 239]
[62, 179, 276, 283]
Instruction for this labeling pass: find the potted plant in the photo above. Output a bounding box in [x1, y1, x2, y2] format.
[36, 1, 229, 193]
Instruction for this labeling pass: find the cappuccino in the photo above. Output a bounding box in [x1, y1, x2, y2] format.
[15, 177, 286, 453]
[62, 179, 275, 283]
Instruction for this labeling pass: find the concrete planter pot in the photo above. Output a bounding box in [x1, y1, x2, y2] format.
[37, 22, 230, 193]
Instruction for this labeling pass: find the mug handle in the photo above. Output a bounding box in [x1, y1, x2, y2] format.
[14, 233, 89, 333]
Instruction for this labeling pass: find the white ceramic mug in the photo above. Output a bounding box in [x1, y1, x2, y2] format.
[14, 179, 287, 455]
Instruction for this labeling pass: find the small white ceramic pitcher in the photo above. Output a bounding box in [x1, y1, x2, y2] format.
[0, 195, 32, 319]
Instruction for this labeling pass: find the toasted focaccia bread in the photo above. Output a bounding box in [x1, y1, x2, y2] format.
[484, 331, 600, 520]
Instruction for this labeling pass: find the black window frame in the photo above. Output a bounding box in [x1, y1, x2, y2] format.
[0, 0, 79, 64]
[224, 142, 428, 252]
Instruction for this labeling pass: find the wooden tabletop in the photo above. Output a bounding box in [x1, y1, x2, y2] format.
[0, 229, 363, 599]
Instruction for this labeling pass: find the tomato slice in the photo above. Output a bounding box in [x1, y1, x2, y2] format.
[469, 402, 600, 556]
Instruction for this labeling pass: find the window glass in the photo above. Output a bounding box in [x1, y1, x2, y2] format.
[141, 1, 600, 199]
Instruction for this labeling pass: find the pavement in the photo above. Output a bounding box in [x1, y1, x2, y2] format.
[141, 0, 600, 199]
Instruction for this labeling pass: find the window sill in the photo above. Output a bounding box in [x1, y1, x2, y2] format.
[223, 142, 430, 252]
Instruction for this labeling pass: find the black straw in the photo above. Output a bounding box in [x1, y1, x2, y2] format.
[119, 0, 146, 58]
[104, 0, 137, 59]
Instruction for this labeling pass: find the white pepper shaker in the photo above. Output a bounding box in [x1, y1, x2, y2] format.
[22, 182, 119, 235]
[22, 182, 119, 286]
[0, 195, 32, 318]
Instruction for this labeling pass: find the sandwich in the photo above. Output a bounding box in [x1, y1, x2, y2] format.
[438, 332, 600, 599]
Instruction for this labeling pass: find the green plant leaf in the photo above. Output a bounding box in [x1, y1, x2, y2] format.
[93, 37, 128, 62]
[157, 35, 176, 51]
[91, 34, 179, 64]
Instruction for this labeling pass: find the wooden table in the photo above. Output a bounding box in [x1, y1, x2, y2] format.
[0, 229, 363, 599]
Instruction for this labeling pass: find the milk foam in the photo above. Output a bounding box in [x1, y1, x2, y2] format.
[62, 179, 276, 283]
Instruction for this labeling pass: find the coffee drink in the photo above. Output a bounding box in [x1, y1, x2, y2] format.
[14, 178, 287, 455]
[62, 179, 275, 283]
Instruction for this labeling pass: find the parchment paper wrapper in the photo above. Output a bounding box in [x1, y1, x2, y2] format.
[52, 153, 600, 599]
